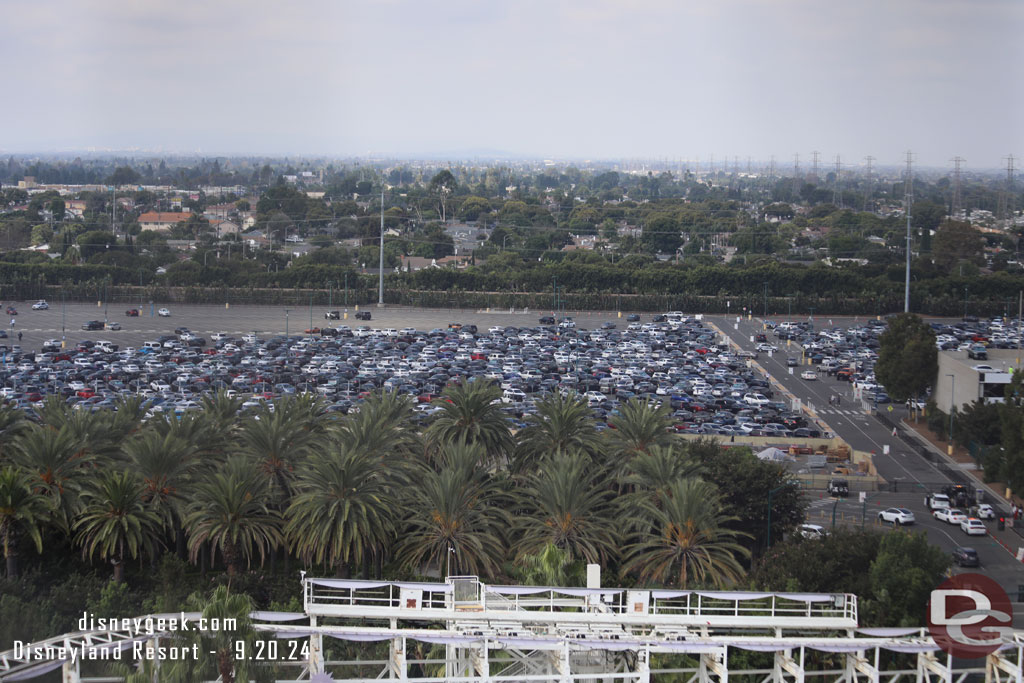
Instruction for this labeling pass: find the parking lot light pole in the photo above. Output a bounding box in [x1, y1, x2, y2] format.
[946, 373, 955, 454]
[285, 309, 290, 337]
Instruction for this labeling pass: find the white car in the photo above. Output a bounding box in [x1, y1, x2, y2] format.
[31, 300, 49, 310]
[799, 524, 826, 539]
[157, 308, 171, 317]
[975, 504, 996, 520]
[878, 508, 915, 525]
[210, 332, 228, 341]
[743, 392, 771, 406]
[960, 518, 986, 536]
[933, 508, 967, 525]
[800, 370, 818, 381]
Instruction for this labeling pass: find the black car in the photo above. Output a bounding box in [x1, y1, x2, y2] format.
[354, 311, 371, 321]
[325, 311, 340, 320]
[626, 314, 641, 322]
[81, 321, 104, 331]
[538, 316, 555, 325]
[952, 546, 979, 567]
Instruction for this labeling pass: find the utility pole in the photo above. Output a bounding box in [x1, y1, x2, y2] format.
[111, 184, 116, 237]
[951, 156, 965, 218]
[378, 188, 385, 306]
[904, 151, 914, 312]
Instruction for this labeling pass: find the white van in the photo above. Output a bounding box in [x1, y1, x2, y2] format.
[143, 341, 162, 351]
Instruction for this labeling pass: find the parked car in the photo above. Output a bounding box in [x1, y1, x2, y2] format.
[81, 321, 104, 331]
[157, 308, 171, 317]
[799, 524, 826, 539]
[878, 508, 915, 525]
[951, 546, 980, 567]
[354, 311, 371, 321]
[5, 307, 16, 316]
[31, 300, 49, 310]
[125, 308, 140, 317]
[325, 311, 341, 320]
[105, 322, 122, 331]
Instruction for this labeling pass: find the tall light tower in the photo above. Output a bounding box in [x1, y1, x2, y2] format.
[904, 151, 914, 313]
[378, 188, 385, 306]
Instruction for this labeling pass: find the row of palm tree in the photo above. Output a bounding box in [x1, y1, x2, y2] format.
[0, 382, 751, 589]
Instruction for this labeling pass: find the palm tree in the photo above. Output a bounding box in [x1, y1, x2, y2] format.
[621, 478, 750, 589]
[605, 398, 676, 460]
[427, 380, 513, 463]
[184, 458, 283, 577]
[234, 400, 318, 504]
[124, 430, 198, 532]
[516, 542, 581, 587]
[10, 424, 90, 531]
[0, 466, 50, 578]
[0, 404, 28, 463]
[394, 443, 509, 578]
[513, 391, 601, 472]
[138, 586, 273, 683]
[73, 470, 163, 582]
[513, 451, 620, 565]
[284, 446, 396, 576]
[620, 444, 702, 504]
[335, 389, 419, 457]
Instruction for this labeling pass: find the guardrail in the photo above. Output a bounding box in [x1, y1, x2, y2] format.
[303, 578, 858, 628]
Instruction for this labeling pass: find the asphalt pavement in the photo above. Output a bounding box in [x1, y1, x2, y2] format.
[708, 314, 1024, 625]
[7, 301, 1023, 621]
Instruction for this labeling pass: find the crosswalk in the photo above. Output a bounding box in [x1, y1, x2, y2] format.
[816, 408, 864, 416]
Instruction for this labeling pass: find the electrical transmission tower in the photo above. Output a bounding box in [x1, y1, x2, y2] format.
[1005, 154, 1017, 228]
[811, 151, 820, 182]
[951, 156, 964, 218]
[863, 156, 875, 212]
[832, 155, 843, 207]
[904, 151, 914, 313]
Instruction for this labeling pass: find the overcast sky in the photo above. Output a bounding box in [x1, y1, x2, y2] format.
[1, 0, 1020, 168]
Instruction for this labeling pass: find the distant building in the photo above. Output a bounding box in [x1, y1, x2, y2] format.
[138, 212, 190, 232]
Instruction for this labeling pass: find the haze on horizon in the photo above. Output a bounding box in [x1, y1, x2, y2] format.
[1, 0, 1020, 169]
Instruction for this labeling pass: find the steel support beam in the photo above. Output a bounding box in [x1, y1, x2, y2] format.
[988, 644, 1023, 683]
[389, 637, 407, 680]
[918, 651, 952, 683]
[844, 649, 880, 683]
[700, 649, 729, 683]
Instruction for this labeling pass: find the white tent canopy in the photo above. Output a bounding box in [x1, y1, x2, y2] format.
[756, 447, 790, 462]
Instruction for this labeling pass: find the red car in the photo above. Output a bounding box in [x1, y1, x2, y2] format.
[125, 309, 140, 317]
[5, 306, 16, 315]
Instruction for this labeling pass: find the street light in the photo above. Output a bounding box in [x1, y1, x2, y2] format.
[763, 282, 768, 318]
[285, 309, 290, 337]
[946, 373, 955, 452]
[963, 286, 968, 321]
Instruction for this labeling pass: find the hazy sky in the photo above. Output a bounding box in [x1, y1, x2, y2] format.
[1, 0, 1020, 167]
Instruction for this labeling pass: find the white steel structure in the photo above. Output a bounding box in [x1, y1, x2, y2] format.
[1, 576, 1021, 682]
